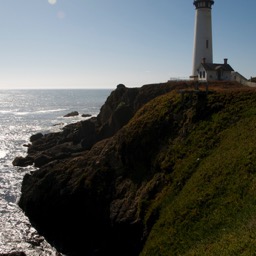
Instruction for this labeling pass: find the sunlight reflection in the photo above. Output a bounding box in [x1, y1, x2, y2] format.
[48, 0, 57, 5]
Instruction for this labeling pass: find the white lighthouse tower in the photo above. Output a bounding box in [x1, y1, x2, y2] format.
[192, 0, 214, 78]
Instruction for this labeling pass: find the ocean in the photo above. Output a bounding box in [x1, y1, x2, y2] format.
[0, 89, 112, 255]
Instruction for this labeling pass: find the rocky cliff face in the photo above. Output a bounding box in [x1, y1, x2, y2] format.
[17, 81, 256, 256]
[17, 82, 183, 255]
[13, 83, 180, 168]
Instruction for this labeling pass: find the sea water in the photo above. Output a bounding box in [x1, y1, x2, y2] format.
[0, 89, 112, 255]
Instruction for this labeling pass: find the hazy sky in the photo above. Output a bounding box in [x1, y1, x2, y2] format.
[0, 0, 255, 89]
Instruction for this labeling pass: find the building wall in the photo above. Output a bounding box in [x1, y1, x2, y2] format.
[197, 66, 207, 81]
[231, 71, 256, 87]
[196, 69, 256, 85]
[197, 66, 233, 81]
[221, 71, 233, 81]
[207, 70, 217, 81]
[197, 66, 217, 81]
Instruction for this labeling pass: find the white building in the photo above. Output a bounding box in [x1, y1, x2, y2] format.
[197, 58, 234, 81]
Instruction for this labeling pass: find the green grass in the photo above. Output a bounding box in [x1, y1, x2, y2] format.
[137, 86, 256, 255]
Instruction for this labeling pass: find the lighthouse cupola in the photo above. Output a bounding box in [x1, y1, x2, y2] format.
[192, 0, 214, 78]
[194, 0, 214, 9]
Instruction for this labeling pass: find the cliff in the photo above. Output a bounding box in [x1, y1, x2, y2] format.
[17, 81, 256, 255]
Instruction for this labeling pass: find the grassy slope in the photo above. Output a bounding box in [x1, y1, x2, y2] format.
[135, 83, 256, 255]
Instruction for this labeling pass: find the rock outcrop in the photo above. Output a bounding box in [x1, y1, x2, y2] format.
[17, 82, 180, 255]
[13, 83, 180, 168]
[0, 252, 26, 256]
[64, 111, 79, 117]
[17, 81, 256, 256]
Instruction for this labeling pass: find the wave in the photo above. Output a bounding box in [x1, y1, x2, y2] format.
[13, 108, 67, 116]
[34, 108, 67, 114]
[0, 150, 7, 159]
[0, 110, 18, 114]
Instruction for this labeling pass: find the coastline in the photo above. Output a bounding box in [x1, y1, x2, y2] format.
[15, 81, 256, 255]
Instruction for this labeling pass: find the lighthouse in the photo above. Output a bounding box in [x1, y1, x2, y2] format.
[192, 0, 214, 78]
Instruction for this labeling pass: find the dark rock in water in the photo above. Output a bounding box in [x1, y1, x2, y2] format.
[53, 122, 64, 126]
[30, 133, 43, 142]
[81, 113, 92, 118]
[12, 156, 34, 167]
[23, 143, 31, 148]
[0, 252, 27, 256]
[64, 111, 79, 117]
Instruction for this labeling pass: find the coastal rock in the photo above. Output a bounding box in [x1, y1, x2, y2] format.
[81, 113, 92, 118]
[30, 133, 43, 142]
[17, 82, 182, 255]
[34, 154, 52, 168]
[12, 156, 34, 167]
[64, 111, 79, 117]
[15, 83, 180, 168]
[0, 252, 26, 256]
[18, 81, 252, 255]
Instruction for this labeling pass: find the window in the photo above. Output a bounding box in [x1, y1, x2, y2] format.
[203, 71, 206, 78]
[206, 40, 209, 49]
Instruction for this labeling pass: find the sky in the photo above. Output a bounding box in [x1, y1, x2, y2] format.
[0, 0, 255, 89]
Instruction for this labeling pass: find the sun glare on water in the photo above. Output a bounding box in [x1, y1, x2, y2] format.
[48, 0, 57, 5]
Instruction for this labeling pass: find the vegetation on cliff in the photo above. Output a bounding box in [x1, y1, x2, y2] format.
[139, 84, 256, 255]
[17, 81, 256, 255]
